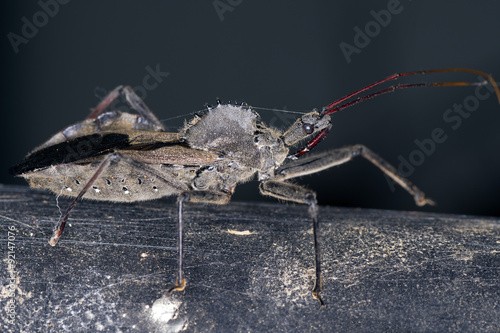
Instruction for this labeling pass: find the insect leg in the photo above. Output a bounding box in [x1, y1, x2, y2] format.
[49, 152, 188, 246]
[168, 190, 231, 294]
[277, 145, 435, 206]
[120, 86, 165, 130]
[87, 85, 124, 119]
[48, 154, 114, 246]
[87, 86, 165, 131]
[259, 180, 324, 306]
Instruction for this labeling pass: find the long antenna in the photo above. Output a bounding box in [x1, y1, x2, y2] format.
[291, 68, 500, 158]
[322, 68, 500, 116]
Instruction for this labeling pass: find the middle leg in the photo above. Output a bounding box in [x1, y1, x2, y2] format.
[168, 190, 231, 293]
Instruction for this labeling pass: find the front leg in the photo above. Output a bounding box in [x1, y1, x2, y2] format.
[259, 180, 324, 306]
[168, 190, 231, 293]
[261, 144, 435, 305]
[277, 144, 435, 206]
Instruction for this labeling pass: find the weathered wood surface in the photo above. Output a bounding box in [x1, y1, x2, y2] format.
[1, 184, 499, 332]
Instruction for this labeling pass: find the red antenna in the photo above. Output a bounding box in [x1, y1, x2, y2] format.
[291, 68, 500, 158]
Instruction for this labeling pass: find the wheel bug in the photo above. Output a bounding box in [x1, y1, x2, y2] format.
[10, 68, 500, 306]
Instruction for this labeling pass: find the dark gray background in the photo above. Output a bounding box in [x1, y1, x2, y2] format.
[2, 1, 500, 216]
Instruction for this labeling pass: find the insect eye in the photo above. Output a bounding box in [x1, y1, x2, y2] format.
[302, 123, 314, 134]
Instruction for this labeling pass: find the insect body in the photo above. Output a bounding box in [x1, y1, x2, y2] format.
[11, 68, 500, 305]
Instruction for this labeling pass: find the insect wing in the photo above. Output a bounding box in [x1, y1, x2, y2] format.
[10, 133, 129, 175]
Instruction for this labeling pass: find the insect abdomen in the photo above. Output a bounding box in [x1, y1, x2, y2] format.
[23, 162, 183, 202]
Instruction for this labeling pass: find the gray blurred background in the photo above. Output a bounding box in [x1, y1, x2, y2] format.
[2, 1, 499, 216]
